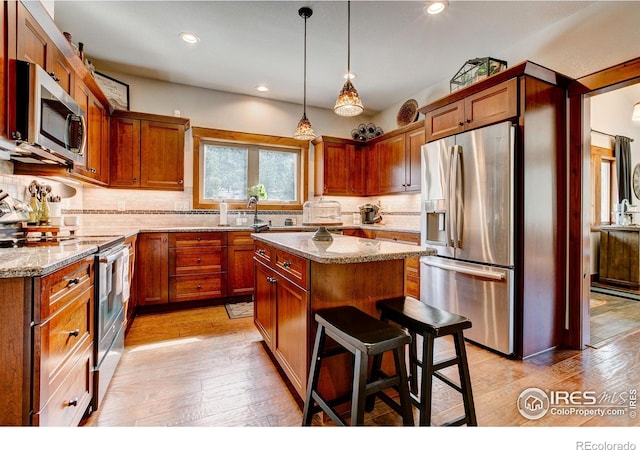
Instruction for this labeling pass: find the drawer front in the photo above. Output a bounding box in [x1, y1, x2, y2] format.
[374, 230, 420, 245]
[254, 240, 273, 265]
[36, 257, 94, 322]
[170, 232, 227, 248]
[33, 341, 93, 427]
[34, 288, 93, 406]
[170, 247, 226, 275]
[169, 274, 226, 302]
[229, 231, 254, 246]
[274, 249, 308, 289]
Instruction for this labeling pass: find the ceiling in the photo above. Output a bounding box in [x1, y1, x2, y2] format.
[52, 1, 640, 114]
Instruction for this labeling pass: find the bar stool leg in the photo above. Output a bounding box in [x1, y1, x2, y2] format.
[408, 330, 418, 396]
[453, 331, 477, 426]
[393, 346, 415, 425]
[419, 332, 435, 426]
[350, 350, 369, 426]
[302, 324, 326, 426]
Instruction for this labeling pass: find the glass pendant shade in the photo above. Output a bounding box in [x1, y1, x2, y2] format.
[294, 113, 316, 140]
[633, 102, 640, 121]
[334, 79, 364, 116]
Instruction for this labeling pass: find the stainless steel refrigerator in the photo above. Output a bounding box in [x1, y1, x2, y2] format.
[420, 121, 515, 355]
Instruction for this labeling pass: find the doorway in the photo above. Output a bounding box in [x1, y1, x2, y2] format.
[572, 66, 640, 348]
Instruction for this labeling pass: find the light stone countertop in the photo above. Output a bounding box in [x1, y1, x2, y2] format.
[0, 243, 100, 278]
[251, 232, 434, 264]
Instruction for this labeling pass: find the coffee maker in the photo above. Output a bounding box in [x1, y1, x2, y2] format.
[359, 204, 382, 224]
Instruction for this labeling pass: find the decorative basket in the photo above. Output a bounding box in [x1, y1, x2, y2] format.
[450, 57, 507, 92]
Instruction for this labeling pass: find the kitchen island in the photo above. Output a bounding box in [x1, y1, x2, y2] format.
[251, 232, 434, 400]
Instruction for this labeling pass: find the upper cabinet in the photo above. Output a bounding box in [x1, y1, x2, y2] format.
[313, 136, 364, 196]
[110, 111, 190, 190]
[424, 78, 518, 141]
[313, 121, 424, 197]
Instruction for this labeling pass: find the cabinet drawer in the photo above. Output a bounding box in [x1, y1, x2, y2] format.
[405, 256, 420, 274]
[274, 249, 309, 289]
[405, 274, 420, 299]
[229, 231, 254, 246]
[254, 240, 273, 265]
[169, 247, 226, 275]
[33, 341, 93, 427]
[374, 230, 420, 245]
[170, 232, 226, 248]
[33, 288, 93, 407]
[169, 274, 226, 302]
[36, 257, 93, 322]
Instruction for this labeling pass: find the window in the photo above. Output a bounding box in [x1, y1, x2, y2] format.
[590, 145, 617, 226]
[193, 128, 309, 210]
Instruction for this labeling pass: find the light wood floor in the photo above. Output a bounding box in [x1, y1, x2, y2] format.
[590, 291, 640, 346]
[81, 304, 640, 427]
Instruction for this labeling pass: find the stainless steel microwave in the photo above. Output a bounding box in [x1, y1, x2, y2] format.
[11, 60, 86, 167]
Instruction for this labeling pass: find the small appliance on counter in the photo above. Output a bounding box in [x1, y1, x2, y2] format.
[359, 203, 382, 224]
[302, 199, 342, 241]
[0, 189, 32, 242]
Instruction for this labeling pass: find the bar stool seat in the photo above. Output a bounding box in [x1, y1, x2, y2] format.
[302, 305, 414, 426]
[374, 296, 477, 426]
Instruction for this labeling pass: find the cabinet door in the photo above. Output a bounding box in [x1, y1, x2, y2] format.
[110, 117, 141, 187]
[254, 261, 276, 349]
[464, 78, 518, 130]
[425, 100, 465, 141]
[322, 142, 350, 195]
[136, 233, 169, 306]
[365, 144, 379, 195]
[228, 245, 255, 297]
[140, 121, 185, 190]
[349, 144, 365, 195]
[405, 126, 425, 193]
[377, 134, 407, 195]
[16, 2, 48, 68]
[48, 45, 74, 95]
[72, 82, 107, 184]
[274, 274, 308, 398]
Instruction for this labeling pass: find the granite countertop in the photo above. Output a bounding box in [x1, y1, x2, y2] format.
[0, 242, 100, 278]
[251, 232, 434, 264]
[599, 225, 640, 231]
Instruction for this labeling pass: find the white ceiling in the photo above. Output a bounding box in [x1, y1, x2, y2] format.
[52, 1, 640, 114]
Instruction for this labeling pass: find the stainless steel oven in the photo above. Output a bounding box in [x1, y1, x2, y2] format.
[92, 236, 128, 411]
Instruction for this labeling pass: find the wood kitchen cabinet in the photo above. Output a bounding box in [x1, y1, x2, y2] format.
[169, 232, 227, 302]
[110, 111, 190, 190]
[136, 232, 169, 306]
[124, 234, 137, 333]
[227, 231, 255, 297]
[253, 245, 309, 397]
[73, 79, 109, 185]
[599, 228, 640, 288]
[313, 136, 364, 196]
[0, 256, 95, 426]
[425, 78, 518, 141]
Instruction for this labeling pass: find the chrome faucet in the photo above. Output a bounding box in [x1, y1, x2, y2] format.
[247, 195, 259, 224]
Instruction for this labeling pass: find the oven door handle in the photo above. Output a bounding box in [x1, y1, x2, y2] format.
[99, 246, 125, 264]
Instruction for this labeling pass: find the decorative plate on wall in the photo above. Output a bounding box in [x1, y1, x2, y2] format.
[396, 99, 419, 127]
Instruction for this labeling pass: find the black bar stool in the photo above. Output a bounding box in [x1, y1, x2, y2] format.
[373, 296, 477, 426]
[302, 305, 414, 426]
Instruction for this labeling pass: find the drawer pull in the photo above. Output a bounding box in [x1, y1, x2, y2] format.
[266, 276, 277, 284]
[66, 398, 78, 408]
[68, 329, 80, 338]
[283, 262, 292, 268]
[197, 285, 202, 289]
[65, 277, 80, 287]
[257, 249, 266, 255]
[197, 258, 202, 263]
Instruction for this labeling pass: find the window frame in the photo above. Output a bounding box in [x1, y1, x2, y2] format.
[192, 127, 309, 211]
[590, 145, 617, 228]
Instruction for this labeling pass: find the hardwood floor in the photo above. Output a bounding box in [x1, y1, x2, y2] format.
[590, 291, 640, 346]
[81, 304, 640, 429]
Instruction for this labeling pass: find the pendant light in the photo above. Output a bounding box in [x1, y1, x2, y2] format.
[334, 0, 364, 117]
[294, 7, 316, 140]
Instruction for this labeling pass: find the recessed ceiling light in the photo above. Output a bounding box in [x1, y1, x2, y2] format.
[256, 85, 269, 92]
[343, 72, 357, 80]
[179, 32, 200, 44]
[424, 1, 448, 15]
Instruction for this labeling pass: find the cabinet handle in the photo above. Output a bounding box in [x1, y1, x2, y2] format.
[68, 329, 80, 337]
[48, 72, 60, 82]
[133, 177, 138, 182]
[283, 261, 292, 268]
[458, 122, 464, 127]
[257, 249, 266, 255]
[66, 398, 78, 407]
[178, 179, 184, 185]
[197, 237, 201, 241]
[466, 119, 472, 124]
[266, 276, 277, 284]
[197, 285, 202, 289]
[196, 258, 201, 263]
[65, 277, 80, 287]
[90, 168, 97, 173]
[163, 238, 168, 242]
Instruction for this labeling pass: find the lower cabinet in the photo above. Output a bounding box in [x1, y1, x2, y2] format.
[254, 252, 309, 398]
[599, 228, 640, 288]
[227, 231, 255, 297]
[136, 233, 169, 306]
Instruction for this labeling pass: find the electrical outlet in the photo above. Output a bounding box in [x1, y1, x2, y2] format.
[117, 200, 126, 211]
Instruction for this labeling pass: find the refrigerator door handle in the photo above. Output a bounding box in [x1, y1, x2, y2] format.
[452, 145, 463, 248]
[422, 258, 506, 281]
[446, 146, 456, 247]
